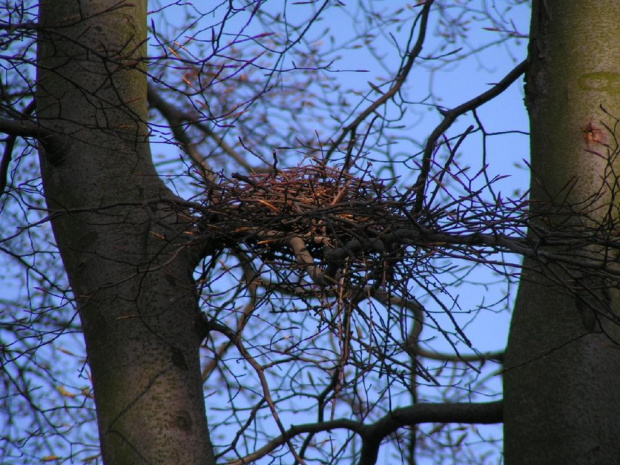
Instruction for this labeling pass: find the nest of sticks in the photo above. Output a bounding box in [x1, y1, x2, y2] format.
[203, 161, 410, 284]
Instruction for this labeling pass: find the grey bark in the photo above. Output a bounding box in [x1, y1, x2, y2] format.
[36, 1, 215, 463]
[504, 2, 620, 464]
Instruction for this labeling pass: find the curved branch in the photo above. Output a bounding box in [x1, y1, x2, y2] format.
[207, 320, 308, 464]
[414, 346, 504, 363]
[358, 401, 503, 465]
[147, 84, 212, 179]
[411, 58, 528, 213]
[288, 235, 326, 284]
[225, 418, 361, 465]
[147, 83, 252, 181]
[224, 400, 502, 465]
[201, 256, 258, 381]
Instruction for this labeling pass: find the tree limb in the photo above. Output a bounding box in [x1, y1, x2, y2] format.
[0, 101, 37, 197]
[224, 400, 502, 465]
[358, 401, 503, 465]
[0, 132, 17, 197]
[0, 116, 43, 139]
[288, 235, 326, 284]
[0, 111, 68, 185]
[411, 58, 528, 213]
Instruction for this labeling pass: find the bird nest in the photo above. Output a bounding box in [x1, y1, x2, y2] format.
[203, 161, 409, 284]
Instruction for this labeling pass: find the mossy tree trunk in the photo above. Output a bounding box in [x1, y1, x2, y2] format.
[504, 2, 620, 463]
[36, 1, 215, 463]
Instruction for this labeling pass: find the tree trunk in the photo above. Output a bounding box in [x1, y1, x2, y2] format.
[504, 1, 620, 463]
[36, 1, 215, 463]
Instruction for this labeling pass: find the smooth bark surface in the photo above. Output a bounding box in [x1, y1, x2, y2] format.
[36, 1, 215, 463]
[504, 2, 620, 463]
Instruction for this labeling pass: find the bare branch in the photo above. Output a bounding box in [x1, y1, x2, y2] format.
[288, 235, 326, 284]
[0, 116, 42, 139]
[414, 346, 504, 363]
[359, 401, 503, 465]
[411, 58, 528, 213]
[147, 83, 253, 179]
[0, 101, 36, 197]
[325, 0, 434, 163]
[225, 401, 502, 465]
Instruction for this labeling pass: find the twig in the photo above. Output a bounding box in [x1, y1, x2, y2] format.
[410, 59, 527, 213]
[325, 1, 434, 161]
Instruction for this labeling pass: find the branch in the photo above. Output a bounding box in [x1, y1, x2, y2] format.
[413, 346, 504, 363]
[288, 236, 327, 284]
[224, 401, 502, 465]
[0, 116, 43, 139]
[322, 226, 535, 267]
[0, 107, 67, 195]
[358, 401, 503, 465]
[411, 58, 528, 213]
[325, 0, 434, 163]
[207, 320, 308, 464]
[202, 253, 259, 381]
[224, 418, 361, 465]
[147, 83, 252, 180]
[0, 132, 17, 197]
[147, 83, 214, 181]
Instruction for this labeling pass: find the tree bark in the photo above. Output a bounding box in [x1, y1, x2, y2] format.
[504, 2, 620, 463]
[36, 1, 215, 463]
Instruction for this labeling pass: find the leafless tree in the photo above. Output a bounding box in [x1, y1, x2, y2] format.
[2, 1, 619, 465]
